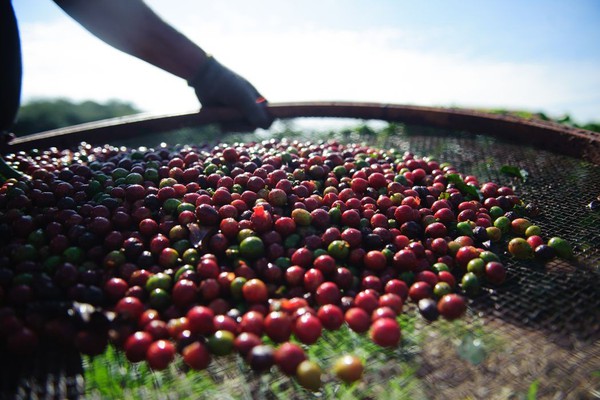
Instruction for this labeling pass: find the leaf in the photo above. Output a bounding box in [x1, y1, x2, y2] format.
[500, 165, 529, 181]
[527, 379, 539, 400]
[445, 174, 482, 201]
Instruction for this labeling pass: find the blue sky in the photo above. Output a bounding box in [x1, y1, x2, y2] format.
[12, 0, 600, 123]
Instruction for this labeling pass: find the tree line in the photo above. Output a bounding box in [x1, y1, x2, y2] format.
[12, 98, 140, 136]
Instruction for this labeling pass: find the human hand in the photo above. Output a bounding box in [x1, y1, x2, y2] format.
[188, 57, 273, 129]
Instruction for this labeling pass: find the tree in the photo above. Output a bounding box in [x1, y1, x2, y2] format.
[12, 98, 140, 136]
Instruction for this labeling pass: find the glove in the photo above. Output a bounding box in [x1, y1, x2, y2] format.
[188, 56, 274, 129]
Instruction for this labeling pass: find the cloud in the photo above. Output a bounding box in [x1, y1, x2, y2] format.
[18, 7, 600, 123]
[20, 19, 198, 113]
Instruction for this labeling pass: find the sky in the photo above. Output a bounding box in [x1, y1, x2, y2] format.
[12, 0, 600, 124]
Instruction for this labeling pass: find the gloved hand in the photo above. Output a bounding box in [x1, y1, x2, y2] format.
[188, 56, 274, 129]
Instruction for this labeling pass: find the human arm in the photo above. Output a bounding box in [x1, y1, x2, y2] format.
[53, 0, 272, 128]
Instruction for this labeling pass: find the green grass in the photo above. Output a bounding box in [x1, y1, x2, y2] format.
[84, 345, 222, 399]
[83, 313, 423, 399]
[527, 380, 539, 400]
[82, 311, 505, 399]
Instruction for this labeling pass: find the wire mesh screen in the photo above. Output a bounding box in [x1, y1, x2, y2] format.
[262, 122, 600, 399]
[1, 120, 599, 399]
[378, 124, 600, 399]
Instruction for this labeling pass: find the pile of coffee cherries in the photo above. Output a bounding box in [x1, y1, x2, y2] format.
[0, 139, 572, 390]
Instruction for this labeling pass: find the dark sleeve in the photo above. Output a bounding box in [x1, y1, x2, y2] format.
[0, 0, 22, 132]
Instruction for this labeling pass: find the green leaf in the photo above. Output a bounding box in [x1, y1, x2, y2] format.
[500, 165, 529, 181]
[445, 174, 482, 201]
[527, 379, 539, 400]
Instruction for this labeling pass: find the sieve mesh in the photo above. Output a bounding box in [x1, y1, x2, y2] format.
[1, 120, 599, 399]
[362, 124, 600, 399]
[394, 126, 600, 334]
